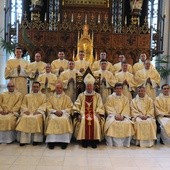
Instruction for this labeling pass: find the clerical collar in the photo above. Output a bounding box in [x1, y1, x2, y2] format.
[139, 59, 144, 64]
[84, 91, 95, 96]
[112, 92, 122, 98]
[32, 91, 40, 95]
[16, 58, 22, 60]
[8, 91, 15, 94]
[161, 93, 170, 98]
[100, 69, 106, 72]
[136, 94, 145, 99]
[54, 92, 64, 98]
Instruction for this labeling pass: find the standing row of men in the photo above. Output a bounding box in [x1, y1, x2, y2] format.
[4, 47, 160, 104]
[0, 76, 170, 149]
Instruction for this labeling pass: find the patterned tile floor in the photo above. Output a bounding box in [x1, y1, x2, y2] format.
[0, 140, 170, 170]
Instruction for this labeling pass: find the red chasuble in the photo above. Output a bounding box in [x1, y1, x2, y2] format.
[85, 95, 94, 139]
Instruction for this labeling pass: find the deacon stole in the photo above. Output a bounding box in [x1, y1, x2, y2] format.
[85, 95, 94, 139]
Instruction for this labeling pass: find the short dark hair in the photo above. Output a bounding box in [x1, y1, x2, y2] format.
[161, 84, 169, 89]
[137, 85, 145, 89]
[121, 61, 128, 65]
[115, 83, 123, 88]
[100, 59, 107, 63]
[58, 49, 65, 53]
[32, 81, 40, 86]
[15, 47, 22, 50]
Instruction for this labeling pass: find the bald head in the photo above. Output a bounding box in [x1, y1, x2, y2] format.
[55, 81, 64, 95]
[144, 59, 151, 70]
[7, 81, 15, 92]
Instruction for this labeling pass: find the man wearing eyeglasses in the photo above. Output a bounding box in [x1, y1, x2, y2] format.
[155, 84, 170, 144]
[0, 81, 23, 143]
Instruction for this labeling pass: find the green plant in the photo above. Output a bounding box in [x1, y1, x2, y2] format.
[0, 28, 16, 54]
[0, 38, 16, 54]
[155, 55, 170, 80]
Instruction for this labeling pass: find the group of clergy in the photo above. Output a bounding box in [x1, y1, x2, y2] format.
[0, 47, 170, 149]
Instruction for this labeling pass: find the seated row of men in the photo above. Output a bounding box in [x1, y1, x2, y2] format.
[5, 49, 160, 103]
[5, 48, 160, 105]
[0, 74, 170, 149]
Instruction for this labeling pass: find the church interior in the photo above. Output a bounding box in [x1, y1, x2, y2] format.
[0, 0, 170, 169]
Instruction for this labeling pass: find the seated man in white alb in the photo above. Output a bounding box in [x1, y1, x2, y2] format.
[131, 86, 157, 147]
[0, 82, 23, 143]
[75, 50, 90, 74]
[73, 73, 105, 148]
[16, 81, 46, 146]
[155, 84, 170, 144]
[94, 59, 117, 103]
[104, 83, 134, 147]
[45, 81, 73, 149]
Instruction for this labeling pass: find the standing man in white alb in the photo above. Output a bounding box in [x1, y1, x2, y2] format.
[5, 47, 29, 95]
[51, 50, 68, 77]
[75, 50, 90, 74]
[92, 51, 113, 73]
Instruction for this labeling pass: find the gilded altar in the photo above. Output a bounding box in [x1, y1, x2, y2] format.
[18, 0, 150, 64]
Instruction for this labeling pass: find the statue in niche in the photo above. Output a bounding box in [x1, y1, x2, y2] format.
[130, 0, 143, 11]
[30, 0, 43, 12]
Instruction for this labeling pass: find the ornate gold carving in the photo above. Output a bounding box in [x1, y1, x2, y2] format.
[76, 24, 94, 64]
[62, 0, 109, 7]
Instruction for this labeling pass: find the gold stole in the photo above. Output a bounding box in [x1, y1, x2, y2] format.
[85, 95, 94, 140]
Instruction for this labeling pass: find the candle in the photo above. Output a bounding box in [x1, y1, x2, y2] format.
[71, 13, 73, 22]
[44, 13, 46, 21]
[58, 13, 60, 22]
[125, 16, 127, 25]
[138, 17, 140, 26]
[73, 50, 75, 60]
[98, 14, 100, 23]
[111, 16, 113, 24]
[85, 14, 87, 23]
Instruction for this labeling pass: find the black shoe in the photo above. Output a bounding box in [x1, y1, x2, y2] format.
[61, 143, 68, 149]
[32, 142, 40, 146]
[20, 143, 26, 146]
[91, 141, 97, 149]
[48, 143, 55, 149]
[160, 138, 164, 145]
[82, 140, 88, 148]
[91, 143, 97, 148]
